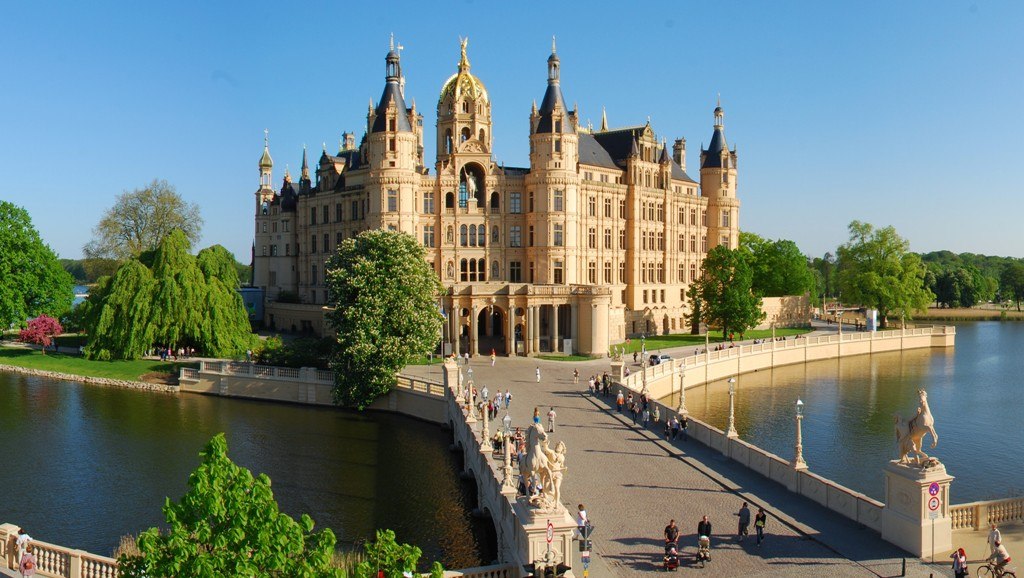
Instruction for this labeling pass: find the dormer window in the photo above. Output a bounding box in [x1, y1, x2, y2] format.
[554, 120, 562, 132]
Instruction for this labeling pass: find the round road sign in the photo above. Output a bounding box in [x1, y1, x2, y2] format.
[928, 496, 940, 511]
[929, 482, 940, 496]
[546, 521, 554, 544]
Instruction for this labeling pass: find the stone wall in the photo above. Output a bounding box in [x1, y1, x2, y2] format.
[756, 294, 812, 330]
[0, 364, 178, 393]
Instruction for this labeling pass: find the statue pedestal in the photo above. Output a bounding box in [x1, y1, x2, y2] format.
[610, 361, 625, 383]
[512, 500, 577, 577]
[881, 461, 954, 559]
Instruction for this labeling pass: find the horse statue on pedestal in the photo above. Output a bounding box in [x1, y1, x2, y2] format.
[894, 389, 939, 467]
[518, 423, 557, 510]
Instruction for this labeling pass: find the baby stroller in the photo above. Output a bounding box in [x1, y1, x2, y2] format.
[663, 539, 680, 571]
[695, 535, 711, 568]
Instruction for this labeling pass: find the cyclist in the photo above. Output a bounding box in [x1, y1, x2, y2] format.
[987, 540, 1012, 576]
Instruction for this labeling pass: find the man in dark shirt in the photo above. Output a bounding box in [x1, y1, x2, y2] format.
[664, 519, 680, 543]
[697, 515, 712, 538]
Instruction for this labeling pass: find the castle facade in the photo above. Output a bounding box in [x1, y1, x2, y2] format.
[252, 40, 739, 356]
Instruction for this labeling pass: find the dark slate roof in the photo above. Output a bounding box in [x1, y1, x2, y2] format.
[591, 128, 641, 165]
[578, 133, 618, 169]
[336, 148, 363, 170]
[536, 84, 575, 134]
[701, 126, 728, 169]
[370, 81, 412, 133]
[671, 160, 697, 183]
[280, 180, 298, 212]
[659, 145, 670, 164]
[501, 166, 530, 176]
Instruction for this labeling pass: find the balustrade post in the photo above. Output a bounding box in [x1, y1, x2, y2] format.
[69, 550, 83, 578]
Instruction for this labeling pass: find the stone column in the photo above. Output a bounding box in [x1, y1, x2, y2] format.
[452, 308, 461, 356]
[469, 305, 478, 357]
[531, 306, 540, 353]
[570, 303, 579, 355]
[507, 307, 516, 355]
[525, 306, 533, 355]
[552, 304, 560, 353]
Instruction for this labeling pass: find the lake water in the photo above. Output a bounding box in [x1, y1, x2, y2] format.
[0, 372, 493, 567]
[661, 321, 1024, 503]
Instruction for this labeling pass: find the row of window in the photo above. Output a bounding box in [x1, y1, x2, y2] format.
[309, 201, 367, 225]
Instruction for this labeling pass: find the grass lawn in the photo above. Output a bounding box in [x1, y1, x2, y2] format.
[0, 346, 194, 381]
[616, 328, 812, 354]
[536, 354, 594, 362]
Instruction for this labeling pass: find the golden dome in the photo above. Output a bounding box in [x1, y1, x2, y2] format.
[438, 38, 489, 106]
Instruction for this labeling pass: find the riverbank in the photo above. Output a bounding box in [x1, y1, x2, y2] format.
[0, 344, 192, 382]
[915, 306, 1024, 321]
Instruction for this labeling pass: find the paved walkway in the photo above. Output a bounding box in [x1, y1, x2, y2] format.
[405, 349, 964, 577]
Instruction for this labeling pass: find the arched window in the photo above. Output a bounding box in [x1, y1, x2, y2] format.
[469, 258, 477, 281]
[461, 127, 470, 143]
[491, 261, 499, 279]
[446, 192, 455, 208]
[445, 129, 452, 154]
[462, 101, 469, 113]
[476, 224, 485, 247]
[460, 224, 468, 247]
[460, 259, 468, 282]
[479, 128, 486, 142]
[478, 259, 486, 281]
[490, 192, 500, 210]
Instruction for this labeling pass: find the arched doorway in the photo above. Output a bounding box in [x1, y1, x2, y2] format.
[459, 162, 486, 207]
[477, 307, 505, 356]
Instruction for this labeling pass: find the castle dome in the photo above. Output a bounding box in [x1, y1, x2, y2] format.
[438, 39, 489, 106]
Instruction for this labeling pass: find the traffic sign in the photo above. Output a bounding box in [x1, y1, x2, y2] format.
[929, 482, 940, 496]
[929, 511, 940, 520]
[928, 496, 941, 511]
[546, 521, 554, 544]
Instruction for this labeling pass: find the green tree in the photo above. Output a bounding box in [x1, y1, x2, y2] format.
[740, 232, 815, 297]
[685, 283, 702, 335]
[325, 230, 443, 409]
[696, 246, 765, 339]
[60, 259, 88, 283]
[83, 232, 255, 359]
[809, 252, 837, 299]
[353, 530, 444, 578]
[117, 433, 343, 578]
[1000, 263, 1024, 311]
[0, 202, 74, 329]
[83, 261, 156, 360]
[836, 221, 933, 327]
[84, 179, 203, 262]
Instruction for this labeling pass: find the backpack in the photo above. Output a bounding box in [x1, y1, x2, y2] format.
[24, 558, 34, 570]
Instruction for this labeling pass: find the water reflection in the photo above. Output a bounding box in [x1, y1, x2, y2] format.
[661, 322, 1024, 503]
[0, 372, 492, 568]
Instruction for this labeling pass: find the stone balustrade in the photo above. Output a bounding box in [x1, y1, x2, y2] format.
[0, 523, 118, 578]
[950, 497, 1024, 531]
[620, 325, 956, 399]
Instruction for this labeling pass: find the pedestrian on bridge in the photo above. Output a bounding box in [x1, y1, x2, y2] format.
[573, 368, 579, 385]
[616, 391, 624, 412]
[989, 524, 1002, 557]
[736, 502, 751, 541]
[505, 389, 512, 409]
[547, 407, 557, 432]
[755, 508, 767, 546]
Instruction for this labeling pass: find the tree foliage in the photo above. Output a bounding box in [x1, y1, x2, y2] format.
[696, 246, 765, 339]
[325, 230, 443, 409]
[353, 530, 445, 578]
[836, 221, 933, 326]
[117, 433, 343, 578]
[83, 231, 255, 360]
[1000, 263, 1024, 311]
[18, 315, 63, 354]
[0, 202, 74, 329]
[84, 179, 203, 262]
[740, 232, 816, 298]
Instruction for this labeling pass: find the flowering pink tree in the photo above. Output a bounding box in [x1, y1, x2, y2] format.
[18, 314, 64, 355]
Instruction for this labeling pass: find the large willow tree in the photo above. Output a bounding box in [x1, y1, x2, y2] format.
[83, 230, 255, 360]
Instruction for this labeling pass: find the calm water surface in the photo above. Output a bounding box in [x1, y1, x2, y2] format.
[661, 322, 1024, 503]
[0, 373, 492, 567]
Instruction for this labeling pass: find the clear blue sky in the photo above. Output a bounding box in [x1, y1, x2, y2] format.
[3, 0, 1021, 262]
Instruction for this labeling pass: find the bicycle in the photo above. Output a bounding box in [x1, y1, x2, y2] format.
[977, 561, 1017, 578]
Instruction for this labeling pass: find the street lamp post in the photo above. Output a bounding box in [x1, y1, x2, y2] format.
[676, 364, 687, 416]
[725, 377, 738, 438]
[465, 378, 476, 423]
[502, 412, 512, 435]
[481, 401, 492, 451]
[793, 399, 808, 470]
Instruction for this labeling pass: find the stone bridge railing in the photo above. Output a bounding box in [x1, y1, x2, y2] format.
[950, 497, 1024, 531]
[0, 523, 118, 578]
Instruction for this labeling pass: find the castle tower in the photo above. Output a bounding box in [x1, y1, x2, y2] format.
[700, 100, 740, 250]
[527, 37, 580, 285]
[257, 130, 274, 213]
[365, 39, 420, 233]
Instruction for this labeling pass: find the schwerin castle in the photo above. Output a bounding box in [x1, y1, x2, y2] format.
[252, 39, 739, 357]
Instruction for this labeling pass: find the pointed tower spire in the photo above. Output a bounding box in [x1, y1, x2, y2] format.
[630, 136, 639, 157]
[258, 129, 273, 189]
[301, 144, 310, 180]
[600, 106, 608, 131]
[659, 138, 671, 165]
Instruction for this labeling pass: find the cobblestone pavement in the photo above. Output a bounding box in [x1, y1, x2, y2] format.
[405, 352, 956, 577]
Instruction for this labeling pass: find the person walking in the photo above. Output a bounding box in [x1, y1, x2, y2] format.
[463, 351, 470, 365]
[536, 366, 541, 383]
[505, 389, 512, 409]
[736, 502, 751, 541]
[490, 349, 496, 367]
[987, 540, 1012, 576]
[19, 544, 36, 578]
[989, 524, 1002, 557]
[588, 376, 595, 395]
[630, 402, 639, 424]
[652, 405, 660, 425]
[641, 407, 650, 427]
[680, 414, 689, 442]
[547, 407, 557, 432]
[573, 368, 579, 385]
[16, 529, 32, 570]
[576, 504, 589, 539]
[754, 508, 767, 546]
[950, 547, 968, 578]
[533, 406, 542, 425]
[616, 391, 624, 412]
[697, 515, 712, 538]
